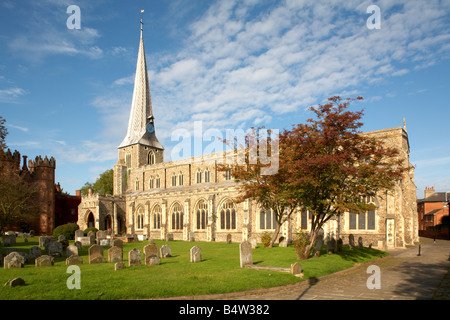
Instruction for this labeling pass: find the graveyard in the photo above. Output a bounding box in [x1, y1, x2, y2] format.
[0, 235, 387, 300]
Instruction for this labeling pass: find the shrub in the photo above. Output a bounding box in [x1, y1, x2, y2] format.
[83, 227, 98, 235]
[53, 223, 79, 240]
[294, 230, 311, 260]
[261, 231, 272, 248]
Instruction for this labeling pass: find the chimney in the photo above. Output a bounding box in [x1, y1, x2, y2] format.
[76, 190, 81, 197]
[22, 155, 28, 171]
[424, 186, 435, 199]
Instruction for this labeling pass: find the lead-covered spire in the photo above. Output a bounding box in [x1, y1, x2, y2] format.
[119, 19, 163, 150]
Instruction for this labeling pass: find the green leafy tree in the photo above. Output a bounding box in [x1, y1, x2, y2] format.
[80, 169, 114, 195]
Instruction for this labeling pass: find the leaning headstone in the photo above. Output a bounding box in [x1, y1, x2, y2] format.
[226, 234, 232, 244]
[358, 236, 364, 249]
[190, 246, 202, 263]
[66, 255, 83, 265]
[115, 262, 125, 271]
[35, 255, 54, 267]
[88, 244, 105, 264]
[239, 241, 253, 268]
[47, 241, 63, 257]
[113, 239, 123, 248]
[128, 248, 142, 267]
[160, 245, 172, 258]
[5, 277, 25, 287]
[108, 246, 123, 263]
[291, 262, 303, 276]
[349, 234, 356, 249]
[74, 241, 82, 251]
[4, 252, 24, 269]
[66, 245, 78, 257]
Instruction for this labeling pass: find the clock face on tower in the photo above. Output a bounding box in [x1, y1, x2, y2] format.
[147, 122, 154, 133]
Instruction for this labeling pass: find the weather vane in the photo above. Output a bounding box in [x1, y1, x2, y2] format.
[140, 9, 144, 31]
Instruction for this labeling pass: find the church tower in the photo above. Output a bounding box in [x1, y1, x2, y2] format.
[114, 19, 164, 195]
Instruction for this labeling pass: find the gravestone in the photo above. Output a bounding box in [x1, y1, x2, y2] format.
[113, 239, 123, 248]
[4, 252, 24, 269]
[74, 241, 82, 251]
[239, 241, 253, 268]
[47, 241, 63, 257]
[349, 234, 356, 249]
[189, 232, 195, 242]
[146, 256, 161, 266]
[279, 240, 288, 247]
[35, 255, 54, 267]
[358, 236, 364, 248]
[313, 237, 324, 257]
[29, 246, 42, 261]
[291, 262, 302, 276]
[337, 238, 343, 252]
[248, 236, 257, 249]
[160, 245, 172, 258]
[66, 255, 83, 265]
[66, 245, 78, 257]
[144, 243, 159, 265]
[78, 237, 91, 246]
[2, 234, 16, 247]
[165, 233, 174, 241]
[128, 248, 142, 267]
[75, 229, 84, 241]
[88, 244, 105, 264]
[58, 235, 66, 242]
[327, 238, 336, 254]
[108, 246, 123, 263]
[100, 239, 112, 246]
[115, 262, 125, 271]
[96, 230, 107, 244]
[190, 246, 201, 263]
[5, 277, 25, 287]
[226, 234, 232, 244]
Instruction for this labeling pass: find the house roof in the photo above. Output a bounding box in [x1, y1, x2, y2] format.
[417, 192, 450, 204]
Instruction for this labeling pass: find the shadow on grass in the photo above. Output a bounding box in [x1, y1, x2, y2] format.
[336, 246, 388, 263]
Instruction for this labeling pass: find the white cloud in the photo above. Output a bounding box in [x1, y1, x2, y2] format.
[0, 87, 28, 102]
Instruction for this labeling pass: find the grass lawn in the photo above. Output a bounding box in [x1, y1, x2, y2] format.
[0, 237, 388, 300]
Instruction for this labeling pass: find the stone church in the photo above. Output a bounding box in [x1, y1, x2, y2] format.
[77, 23, 419, 250]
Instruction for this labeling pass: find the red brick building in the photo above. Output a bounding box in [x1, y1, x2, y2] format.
[417, 186, 449, 238]
[0, 149, 81, 235]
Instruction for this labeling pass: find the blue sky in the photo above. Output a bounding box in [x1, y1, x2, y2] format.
[0, 0, 449, 198]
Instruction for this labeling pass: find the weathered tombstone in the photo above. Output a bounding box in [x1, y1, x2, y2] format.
[148, 237, 154, 244]
[239, 241, 253, 268]
[128, 248, 142, 267]
[144, 243, 159, 266]
[108, 246, 123, 263]
[75, 229, 84, 241]
[66, 245, 78, 257]
[115, 262, 125, 271]
[279, 240, 288, 247]
[29, 246, 42, 261]
[189, 232, 195, 242]
[165, 233, 174, 241]
[349, 234, 356, 249]
[47, 241, 63, 257]
[4, 252, 24, 269]
[291, 262, 302, 276]
[147, 256, 161, 266]
[74, 241, 82, 251]
[226, 234, 232, 244]
[113, 239, 123, 248]
[35, 255, 54, 267]
[313, 237, 324, 257]
[5, 277, 25, 287]
[2, 234, 16, 247]
[190, 246, 201, 263]
[327, 238, 336, 254]
[58, 235, 66, 242]
[78, 237, 91, 246]
[23, 234, 28, 243]
[88, 244, 105, 264]
[43, 237, 56, 251]
[160, 245, 172, 258]
[87, 230, 96, 238]
[248, 236, 257, 249]
[66, 255, 83, 265]
[100, 239, 111, 247]
[96, 230, 107, 244]
[358, 236, 364, 248]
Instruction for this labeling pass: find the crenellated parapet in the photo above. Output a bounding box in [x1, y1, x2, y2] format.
[1, 148, 21, 163]
[28, 155, 56, 169]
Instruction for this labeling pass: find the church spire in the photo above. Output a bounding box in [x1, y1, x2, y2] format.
[119, 17, 163, 150]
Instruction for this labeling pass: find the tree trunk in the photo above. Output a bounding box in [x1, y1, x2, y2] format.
[269, 222, 282, 248]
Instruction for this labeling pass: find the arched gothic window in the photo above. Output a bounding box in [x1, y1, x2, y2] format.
[155, 175, 161, 188]
[171, 203, 184, 230]
[204, 169, 210, 183]
[178, 172, 184, 186]
[149, 176, 154, 189]
[148, 151, 155, 165]
[219, 199, 236, 230]
[171, 173, 177, 187]
[196, 200, 208, 230]
[136, 207, 144, 229]
[152, 205, 161, 229]
[196, 169, 202, 183]
[259, 208, 277, 230]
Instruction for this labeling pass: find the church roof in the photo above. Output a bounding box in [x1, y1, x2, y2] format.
[119, 21, 163, 150]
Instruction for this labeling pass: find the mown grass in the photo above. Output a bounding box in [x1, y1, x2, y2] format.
[0, 237, 388, 300]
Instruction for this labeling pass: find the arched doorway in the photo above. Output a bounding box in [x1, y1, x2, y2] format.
[104, 215, 112, 232]
[87, 212, 95, 229]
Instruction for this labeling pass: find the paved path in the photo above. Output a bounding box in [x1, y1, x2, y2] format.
[167, 237, 450, 300]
